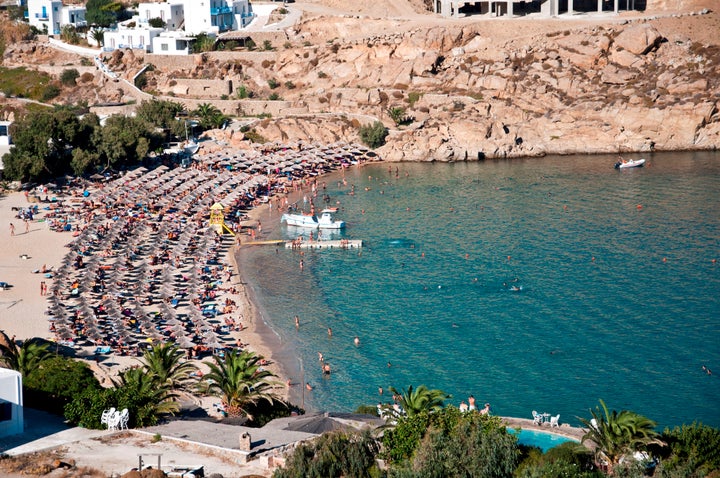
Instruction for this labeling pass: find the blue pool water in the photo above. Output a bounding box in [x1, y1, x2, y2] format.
[238, 151, 720, 429]
[507, 428, 578, 452]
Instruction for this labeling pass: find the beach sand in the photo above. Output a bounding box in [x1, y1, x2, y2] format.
[0, 188, 289, 404]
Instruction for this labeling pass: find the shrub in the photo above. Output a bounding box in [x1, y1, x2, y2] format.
[148, 17, 165, 28]
[267, 78, 279, 89]
[41, 83, 61, 101]
[407, 91, 422, 106]
[387, 106, 413, 126]
[283, 41, 292, 49]
[60, 68, 80, 86]
[284, 81, 296, 89]
[274, 430, 380, 478]
[268, 93, 281, 100]
[236, 85, 250, 99]
[79, 72, 95, 83]
[358, 121, 388, 149]
[263, 40, 273, 51]
[243, 129, 268, 143]
[317, 71, 328, 79]
[23, 356, 101, 415]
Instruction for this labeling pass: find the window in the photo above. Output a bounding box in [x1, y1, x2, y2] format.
[161, 43, 168, 51]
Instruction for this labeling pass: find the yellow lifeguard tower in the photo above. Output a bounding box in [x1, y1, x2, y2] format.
[209, 203, 235, 235]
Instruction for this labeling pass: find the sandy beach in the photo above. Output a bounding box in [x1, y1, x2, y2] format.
[0, 141, 378, 413]
[0, 187, 291, 406]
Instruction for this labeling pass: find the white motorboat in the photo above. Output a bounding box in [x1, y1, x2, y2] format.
[281, 209, 346, 229]
[614, 158, 645, 169]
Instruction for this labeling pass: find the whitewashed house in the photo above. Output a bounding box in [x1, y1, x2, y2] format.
[151, 31, 196, 55]
[60, 4, 86, 28]
[27, 0, 62, 34]
[180, 0, 254, 36]
[104, 24, 164, 52]
[0, 121, 11, 146]
[138, 2, 184, 30]
[0, 368, 23, 438]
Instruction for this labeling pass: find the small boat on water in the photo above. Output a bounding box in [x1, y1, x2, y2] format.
[281, 209, 346, 229]
[615, 158, 646, 169]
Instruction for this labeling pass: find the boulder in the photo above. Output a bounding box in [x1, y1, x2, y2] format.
[614, 25, 664, 55]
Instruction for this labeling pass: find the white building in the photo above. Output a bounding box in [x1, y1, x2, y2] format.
[60, 4, 86, 28]
[138, 2, 184, 30]
[27, 0, 62, 35]
[0, 368, 23, 438]
[181, 0, 254, 36]
[152, 31, 197, 55]
[0, 121, 11, 146]
[104, 24, 164, 52]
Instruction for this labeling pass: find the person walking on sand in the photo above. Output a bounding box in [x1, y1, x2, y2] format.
[24, 219, 29, 234]
[10, 222, 15, 236]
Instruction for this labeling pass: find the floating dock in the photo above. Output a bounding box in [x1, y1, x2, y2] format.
[241, 239, 363, 249]
[285, 239, 363, 250]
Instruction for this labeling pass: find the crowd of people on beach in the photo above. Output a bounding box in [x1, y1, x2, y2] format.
[35, 140, 380, 361]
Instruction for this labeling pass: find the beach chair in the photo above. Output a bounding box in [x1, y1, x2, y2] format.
[118, 408, 129, 430]
[550, 414, 560, 427]
[107, 410, 121, 431]
[100, 407, 115, 428]
[532, 410, 542, 425]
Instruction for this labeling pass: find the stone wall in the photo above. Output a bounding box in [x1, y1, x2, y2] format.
[160, 78, 233, 97]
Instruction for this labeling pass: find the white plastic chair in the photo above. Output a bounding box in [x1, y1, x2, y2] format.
[107, 410, 121, 431]
[101, 407, 115, 427]
[118, 408, 129, 430]
[532, 410, 542, 425]
[550, 414, 560, 427]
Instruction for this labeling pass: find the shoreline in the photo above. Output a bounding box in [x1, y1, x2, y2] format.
[0, 146, 373, 415]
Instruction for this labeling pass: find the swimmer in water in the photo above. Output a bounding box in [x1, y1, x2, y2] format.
[354, 336, 360, 346]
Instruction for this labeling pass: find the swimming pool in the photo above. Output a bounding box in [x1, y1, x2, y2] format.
[507, 428, 579, 452]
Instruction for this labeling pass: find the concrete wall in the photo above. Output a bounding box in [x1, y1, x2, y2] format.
[0, 369, 23, 438]
[162, 78, 233, 97]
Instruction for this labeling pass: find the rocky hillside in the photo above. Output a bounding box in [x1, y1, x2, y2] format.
[3, 2, 719, 161]
[248, 10, 720, 160]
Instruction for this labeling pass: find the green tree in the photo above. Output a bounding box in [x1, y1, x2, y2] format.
[0, 338, 53, 377]
[97, 115, 156, 169]
[273, 430, 381, 478]
[515, 441, 601, 478]
[112, 366, 180, 424]
[90, 28, 105, 47]
[1, 107, 84, 181]
[192, 102, 226, 130]
[135, 98, 186, 139]
[139, 343, 197, 391]
[407, 417, 519, 478]
[86, 0, 118, 27]
[359, 120, 388, 149]
[23, 356, 101, 414]
[389, 385, 450, 417]
[656, 422, 720, 476]
[202, 350, 279, 418]
[579, 399, 664, 474]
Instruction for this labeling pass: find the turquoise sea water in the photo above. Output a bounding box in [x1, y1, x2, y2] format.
[237, 152, 720, 429]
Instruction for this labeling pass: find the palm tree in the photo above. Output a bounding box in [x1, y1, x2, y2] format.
[579, 399, 664, 474]
[113, 367, 180, 417]
[0, 338, 53, 377]
[203, 350, 279, 418]
[192, 103, 226, 130]
[90, 28, 105, 47]
[388, 385, 450, 417]
[139, 343, 197, 391]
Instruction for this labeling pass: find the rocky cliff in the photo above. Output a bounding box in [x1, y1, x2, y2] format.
[4, 4, 719, 161]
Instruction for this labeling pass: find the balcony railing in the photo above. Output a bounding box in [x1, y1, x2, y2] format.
[210, 6, 233, 15]
[35, 13, 49, 20]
